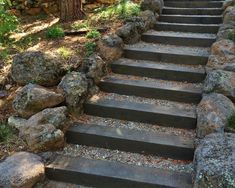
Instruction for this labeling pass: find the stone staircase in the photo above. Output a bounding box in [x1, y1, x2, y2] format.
[46, 0, 223, 187]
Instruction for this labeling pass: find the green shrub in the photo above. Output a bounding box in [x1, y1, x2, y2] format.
[0, 1, 19, 43]
[46, 25, 65, 39]
[0, 122, 13, 142]
[57, 47, 73, 59]
[72, 21, 89, 30]
[228, 112, 235, 130]
[86, 29, 101, 39]
[85, 41, 96, 57]
[228, 31, 235, 42]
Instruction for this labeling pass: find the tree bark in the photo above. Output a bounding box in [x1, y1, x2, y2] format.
[60, 0, 85, 22]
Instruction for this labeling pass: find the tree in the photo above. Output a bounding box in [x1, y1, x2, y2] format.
[60, 0, 85, 22]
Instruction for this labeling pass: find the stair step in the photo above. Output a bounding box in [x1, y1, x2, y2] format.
[160, 14, 222, 24]
[84, 98, 196, 129]
[155, 22, 220, 33]
[163, 7, 223, 15]
[111, 58, 206, 83]
[124, 43, 209, 65]
[67, 123, 194, 160]
[142, 30, 216, 47]
[99, 76, 202, 103]
[46, 156, 193, 188]
[164, 1, 223, 8]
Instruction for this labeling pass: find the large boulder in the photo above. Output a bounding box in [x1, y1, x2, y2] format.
[223, 0, 235, 10]
[0, 152, 44, 188]
[24, 123, 64, 152]
[58, 71, 88, 115]
[8, 116, 27, 130]
[116, 22, 141, 44]
[223, 6, 235, 24]
[11, 51, 65, 86]
[12, 84, 64, 118]
[207, 39, 235, 71]
[194, 133, 235, 188]
[81, 55, 108, 84]
[97, 34, 124, 62]
[139, 10, 157, 30]
[140, 0, 163, 14]
[204, 70, 235, 102]
[217, 22, 235, 41]
[196, 93, 235, 138]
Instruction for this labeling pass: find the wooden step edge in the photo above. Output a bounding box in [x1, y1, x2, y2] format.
[84, 99, 196, 129]
[67, 123, 194, 160]
[46, 156, 193, 188]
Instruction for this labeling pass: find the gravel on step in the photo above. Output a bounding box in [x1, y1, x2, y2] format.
[144, 30, 216, 38]
[57, 144, 194, 174]
[89, 91, 197, 112]
[126, 42, 210, 56]
[77, 114, 196, 138]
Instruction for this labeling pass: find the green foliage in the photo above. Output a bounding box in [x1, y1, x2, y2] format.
[93, 0, 140, 21]
[0, 1, 19, 44]
[72, 21, 89, 30]
[57, 47, 73, 59]
[228, 31, 235, 42]
[228, 112, 235, 130]
[0, 48, 9, 60]
[0, 122, 13, 142]
[86, 29, 101, 39]
[85, 41, 96, 57]
[46, 25, 65, 39]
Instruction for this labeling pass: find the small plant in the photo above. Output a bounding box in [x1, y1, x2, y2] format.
[46, 25, 65, 39]
[72, 21, 89, 30]
[0, 48, 9, 60]
[228, 31, 235, 42]
[86, 29, 101, 39]
[85, 41, 96, 57]
[57, 47, 73, 59]
[228, 112, 235, 130]
[0, 122, 13, 142]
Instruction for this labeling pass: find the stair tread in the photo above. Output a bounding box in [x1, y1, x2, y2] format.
[46, 156, 193, 188]
[125, 42, 210, 57]
[156, 21, 220, 26]
[68, 123, 194, 149]
[164, 7, 223, 10]
[161, 14, 222, 17]
[143, 30, 216, 39]
[101, 76, 202, 94]
[86, 97, 196, 119]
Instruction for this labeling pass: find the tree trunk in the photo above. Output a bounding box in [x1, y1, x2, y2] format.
[60, 0, 85, 22]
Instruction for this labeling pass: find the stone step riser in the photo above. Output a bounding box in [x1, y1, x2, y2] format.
[160, 15, 222, 24]
[142, 34, 216, 47]
[66, 124, 194, 160]
[84, 100, 196, 129]
[124, 48, 208, 65]
[163, 8, 223, 15]
[111, 62, 206, 83]
[164, 1, 223, 8]
[99, 78, 202, 104]
[46, 156, 193, 188]
[155, 23, 219, 33]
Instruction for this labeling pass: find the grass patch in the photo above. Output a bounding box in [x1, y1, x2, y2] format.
[0, 122, 13, 142]
[72, 21, 89, 30]
[57, 47, 73, 59]
[86, 29, 101, 39]
[228, 112, 235, 130]
[85, 41, 96, 57]
[92, 0, 140, 21]
[46, 25, 64, 39]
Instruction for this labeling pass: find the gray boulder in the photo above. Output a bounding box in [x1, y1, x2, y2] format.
[140, 0, 163, 14]
[11, 51, 65, 86]
[194, 133, 235, 188]
[97, 34, 124, 62]
[13, 84, 64, 118]
[58, 71, 88, 115]
[223, 0, 235, 10]
[139, 10, 157, 30]
[0, 152, 44, 188]
[81, 55, 108, 84]
[217, 22, 235, 41]
[207, 39, 235, 71]
[196, 93, 235, 138]
[8, 116, 27, 130]
[116, 22, 141, 44]
[223, 6, 235, 24]
[204, 70, 235, 102]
